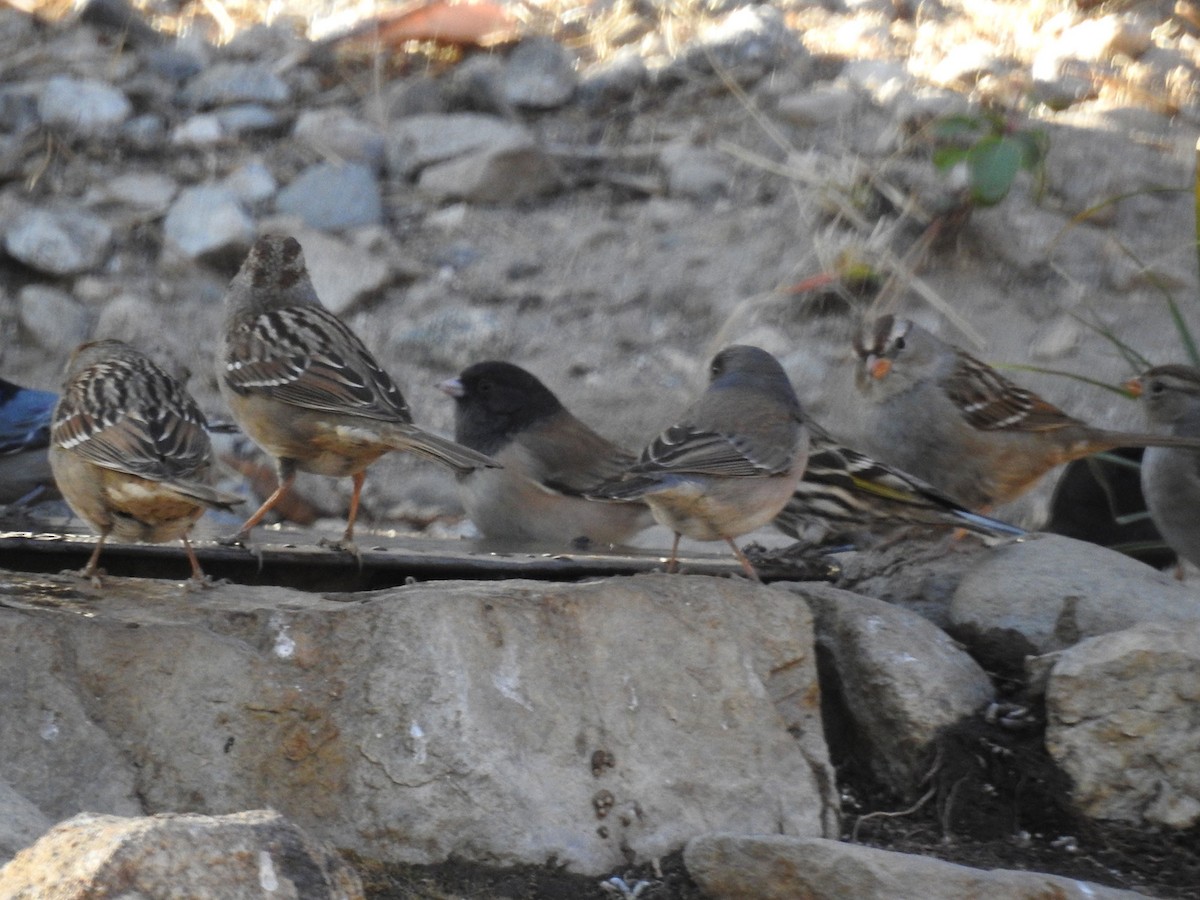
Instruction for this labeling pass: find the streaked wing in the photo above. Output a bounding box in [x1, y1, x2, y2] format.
[223, 306, 412, 423]
[52, 356, 213, 483]
[946, 350, 1078, 433]
[632, 422, 787, 478]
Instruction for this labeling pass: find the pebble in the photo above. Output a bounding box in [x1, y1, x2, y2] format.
[290, 230, 391, 316]
[386, 113, 536, 179]
[17, 285, 91, 353]
[214, 104, 283, 135]
[4, 208, 113, 275]
[659, 143, 730, 202]
[223, 161, 277, 207]
[37, 76, 131, 136]
[503, 36, 577, 109]
[171, 114, 224, 146]
[417, 142, 561, 204]
[776, 85, 859, 126]
[686, 6, 802, 82]
[293, 109, 386, 172]
[577, 49, 647, 108]
[275, 162, 383, 231]
[162, 184, 254, 261]
[95, 172, 179, 215]
[182, 62, 291, 108]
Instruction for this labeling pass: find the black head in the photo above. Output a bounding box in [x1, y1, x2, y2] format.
[440, 361, 566, 453]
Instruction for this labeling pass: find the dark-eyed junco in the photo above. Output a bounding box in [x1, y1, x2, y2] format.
[0, 376, 58, 507]
[854, 315, 1200, 510]
[590, 345, 809, 580]
[49, 339, 243, 584]
[1129, 365, 1200, 575]
[438, 360, 654, 547]
[776, 426, 1026, 544]
[216, 235, 498, 551]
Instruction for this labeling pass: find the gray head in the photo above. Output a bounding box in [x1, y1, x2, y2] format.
[707, 345, 802, 415]
[853, 315, 949, 397]
[1136, 364, 1200, 431]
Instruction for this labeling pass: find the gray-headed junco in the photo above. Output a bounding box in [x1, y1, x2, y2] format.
[216, 235, 498, 551]
[854, 315, 1200, 510]
[1129, 365, 1200, 575]
[0, 376, 57, 508]
[439, 360, 654, 547]
[591, 345, 809, 580]
[49, 339, 243, 584]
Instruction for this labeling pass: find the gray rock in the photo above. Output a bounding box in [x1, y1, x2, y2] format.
[5, 208, 112, 276]
[17, 285, 90, 353]
[0, 572, 836, 873]
[385, 113, 533, 179]
[120, 113, 166, 150]
[37, 76, 131, 136]
[794, 584, 994, 794]
[684, 834, 1149, 899]
[417, 141, 560, 204]
[275, 162, 383, 231]
[223, 160, 277, 206]
[0, 781, 50, 865]
[214, 103, 283, 135]
[776, 85, 860, 126]
[294, 109, 386, 172]
[291, 229, 390, 315]
[1044, 621, 1200, 829]
[503, 36, 577, 109]
[683, 6, 803, 83]
[0, 810, 364, 899]
[162, 184, 254, 262]
[578, 50, 647, 107]
[950, 534, 1200, 670]
[182, 62, 291, 108]
[95, 172, 178, 215]
[171, 113, 224, 146]
[660, 142, 731, 202]
[390, 305, 510, 369]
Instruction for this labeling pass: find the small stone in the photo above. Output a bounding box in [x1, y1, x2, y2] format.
[18, 285, 91, 352]
[577, 49, 647, 108]
[37, 77, 131, 136]
[294, 109, 386, 172]
[275, 162, 383, 231]
[417, 142, 560, 204]
[182, 62, 291, 108]
[386, 113, 533, 179]
[685, 6, 803, 82]
[503, 36, 577, 109]
[223, 161, 277, 206]
[929, 40, 1005, 86]
[659, 142, 730, 202]
[5, 208, 113, 275]
[290, 230, 391, 315]
[214, 104, 283, 135]
[171, 114, 224, 146]
[120, 114, 166, 150]
[97, 173, 178, 215]
[162, 184, 254, 262]
[392, 307, 506, 369]
[776, 86, 859, 126]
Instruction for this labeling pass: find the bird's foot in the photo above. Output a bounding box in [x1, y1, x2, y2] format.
[318, 535, 363, 569]
[216, 529, 250, 547]
[60, 566, 105, 588]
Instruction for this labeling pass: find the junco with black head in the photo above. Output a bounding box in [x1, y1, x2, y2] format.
[439, 360, 653, 547]
[591, 345, 809, 581]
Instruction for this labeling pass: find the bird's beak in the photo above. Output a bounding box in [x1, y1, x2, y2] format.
[1124, 377, 1143, 398]
[438, 377, 464, 398]
[866, 355, 892, 380]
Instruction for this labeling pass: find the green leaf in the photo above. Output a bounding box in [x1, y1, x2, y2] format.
[933, 115, 984, 141]
[932, 146, 968, 171]
[967, 136, 1023, 205]
[1012, 129, 1048, 170]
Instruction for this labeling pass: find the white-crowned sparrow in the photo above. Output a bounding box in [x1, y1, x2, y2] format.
[853, 315, 1200, 510]
[590, 345, 809, 580]
[217, 235, 498, 550]
[1129, 364, 1200, 574]
[49, 339, 243, 584]
[439, 360, 653, 547]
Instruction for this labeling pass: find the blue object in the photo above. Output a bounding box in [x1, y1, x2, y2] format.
[0, 376, 58, 506]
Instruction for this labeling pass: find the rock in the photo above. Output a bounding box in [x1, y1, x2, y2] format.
[214, 103, 284, 135]
[503, 36, 577, 109]
[37, 76, 131, 136]
[171, 113, 224, 146]
[223, 160, 277, 206]
[417, 141, 560, 204]
[0, 781, 50, 865]
[4, 207, 113, 275]
[776, 85, 860, 126]
[684, 6, 803, 83]
[275, 162, 383, 231]
[659, 142, 731, 202]
[577, 49, 647, 108]
[0, 810, 364, 899]
[94, 172, 178, 216]
[390, 305, 509, 369]
[1044, 621, 1200, 829]
[120, 113, 166, 150]
[950, 534, 1200, 672]
[684, 834, 1149, 899]
[385, 112, 533, 179]
[290, 229, 390, 315]
[182, 62, 291, 108]
[793, 584, 994, 795]
[293, 109, 386, 172]
[928, 40, 1006, 87]
[17, 285, 90, 353]
[0, 573, 836, 873]
[162, 184, 254, 263]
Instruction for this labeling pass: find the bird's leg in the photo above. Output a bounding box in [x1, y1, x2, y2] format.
[77, 530, 109, 588]
[725, 537, 762, 582]
[318, 471, 363, 564]
[221, 458, 296, 545]
[664, 532, 681, 573]
[180, 535, 215, 590]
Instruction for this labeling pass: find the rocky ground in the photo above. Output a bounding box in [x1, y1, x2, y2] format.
[3, 0, 1200, 896]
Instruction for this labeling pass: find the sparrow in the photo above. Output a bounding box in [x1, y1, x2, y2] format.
[853, 315, 1200, 510]
[590, 345, 809, 581]
[438, 360, 654, 546]
[0, 376, 58, 507]
[1128, 365, 1200, 575]
[216, 235, 498, 550]
[49, 339, 243, 584]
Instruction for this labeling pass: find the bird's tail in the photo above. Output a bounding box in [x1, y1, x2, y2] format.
[382, 425, 501, 474]
[1085, 431, 1200, 457]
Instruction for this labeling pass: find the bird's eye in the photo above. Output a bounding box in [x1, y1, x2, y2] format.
[1150, 381, 1165, 394]
[894, 337, 906, 351]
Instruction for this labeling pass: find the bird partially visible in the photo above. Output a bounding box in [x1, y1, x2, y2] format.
[49, 339, 243, 584]
[216, 234, 499, 551]
[439, 361, 654, 546]
[590, 345, 809, 581]
[775, 426, 1026, 544]
[0, 376, 58, 507]
[853, 315, 1200, 510]
[1129, 364, 1200, 575]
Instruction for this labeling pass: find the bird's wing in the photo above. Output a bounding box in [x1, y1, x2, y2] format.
[520, 414, 640, 496]
[945, 350, 1079, 433]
